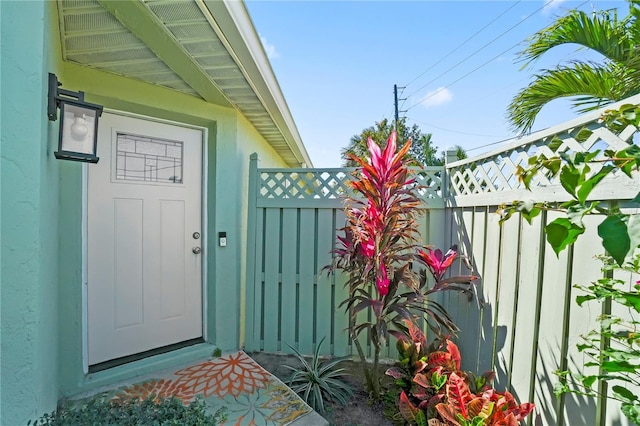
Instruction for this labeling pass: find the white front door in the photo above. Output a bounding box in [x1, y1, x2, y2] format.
[88, 113, 203, 366]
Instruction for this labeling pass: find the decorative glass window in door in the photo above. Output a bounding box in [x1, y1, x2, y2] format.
[115, 133, 183, 184]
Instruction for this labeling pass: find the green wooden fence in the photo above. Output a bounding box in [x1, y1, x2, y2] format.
[245, 95, 640, 426]
[443, 95, 640, 426]
[244, 157, 445, 359]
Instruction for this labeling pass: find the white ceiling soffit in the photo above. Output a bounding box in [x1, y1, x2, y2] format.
[58, 0, 311, 167]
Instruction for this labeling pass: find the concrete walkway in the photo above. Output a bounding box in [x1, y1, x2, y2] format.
[76, 351, 328, 425]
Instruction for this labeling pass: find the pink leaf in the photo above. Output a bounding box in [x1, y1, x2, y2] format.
[446, 372, 473, 418]
[385, 367, 404, 379]
[446, 340, 461, 371]
[398, 390, 419, 423]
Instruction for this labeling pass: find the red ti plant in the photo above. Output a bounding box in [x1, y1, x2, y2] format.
[387, 321, 534, 425]
[328, 132, 477, 400]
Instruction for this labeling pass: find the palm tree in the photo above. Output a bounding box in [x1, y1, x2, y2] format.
[507, 0, 640, 133]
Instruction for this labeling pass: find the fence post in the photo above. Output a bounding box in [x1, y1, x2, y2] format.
[244, 153, 259, 351]
[445, 149, 459, 166]
[443, 149, 458, 202]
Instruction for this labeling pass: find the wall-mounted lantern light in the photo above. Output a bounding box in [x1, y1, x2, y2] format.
[48, 73, 103, 163]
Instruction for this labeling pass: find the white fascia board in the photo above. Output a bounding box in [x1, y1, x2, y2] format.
[200, 0, 312, 167]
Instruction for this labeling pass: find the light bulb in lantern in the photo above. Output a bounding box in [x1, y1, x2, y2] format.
[70, 114, 89, 141]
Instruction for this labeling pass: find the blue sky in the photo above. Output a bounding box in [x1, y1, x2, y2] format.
[245, 0, 626, 167]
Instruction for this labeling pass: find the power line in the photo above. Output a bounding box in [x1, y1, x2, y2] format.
[465, 135, 522, 153]
[404, 0, 590, 112]
[404, 0, 559, 101]
[405, 41, 521, 111]
[403, 0, 522, 89]
[406, 116, 508, 138]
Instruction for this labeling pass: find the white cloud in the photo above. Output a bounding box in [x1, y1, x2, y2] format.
[542, 0, 566, 15]
[421, 87, 453, 108]
[259, 35, 280, 59]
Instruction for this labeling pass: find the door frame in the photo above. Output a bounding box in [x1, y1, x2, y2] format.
[81, 109, 209, 373]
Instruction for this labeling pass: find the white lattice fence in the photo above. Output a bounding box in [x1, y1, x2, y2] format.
[446, 96, 640, 198]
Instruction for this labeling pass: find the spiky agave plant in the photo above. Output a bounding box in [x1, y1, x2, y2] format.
[284, 337, 353, 415]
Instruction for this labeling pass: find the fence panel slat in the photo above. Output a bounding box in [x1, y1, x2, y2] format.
[262, 208, 281, 353]
[333, 209, 350, 356]
[252, 208, 265, 351]
[316, 209, 334, 352]
[562, 215, 601, 425]
[456, 208, 478, 371]
[477, 208, 500, 375]
[509, 214, 543, 410]
[280, 208, 299, 353]
[467, 207, 487, 372]
[298, 208, 316, 354]
[532, 212, 571, 426]
[493, 215, 520, 390]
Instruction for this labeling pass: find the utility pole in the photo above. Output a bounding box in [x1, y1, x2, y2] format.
[394, 84, 406, 132]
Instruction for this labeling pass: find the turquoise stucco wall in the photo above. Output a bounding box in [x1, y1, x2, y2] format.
[1, 1, 60, 423]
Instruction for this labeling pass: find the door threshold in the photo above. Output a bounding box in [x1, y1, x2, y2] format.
[89, 338, 204, 373]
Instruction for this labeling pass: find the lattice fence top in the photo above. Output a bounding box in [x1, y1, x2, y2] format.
[257, 167, 444, 203]
[259, 169, 353, 200]
[446, 96, 640, 197]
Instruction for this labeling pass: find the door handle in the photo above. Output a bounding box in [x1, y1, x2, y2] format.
[192, 247, 201, 254]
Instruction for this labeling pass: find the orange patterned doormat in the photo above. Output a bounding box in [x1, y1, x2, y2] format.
[106, 352, 312, 425]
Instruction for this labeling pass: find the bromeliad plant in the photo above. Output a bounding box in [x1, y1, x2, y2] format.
[329, 132, 476, 401]
[284, 337, 353, 415]
[386, 321, 534, 426]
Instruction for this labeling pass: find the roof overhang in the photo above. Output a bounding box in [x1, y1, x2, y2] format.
[57, 0, 311, 167]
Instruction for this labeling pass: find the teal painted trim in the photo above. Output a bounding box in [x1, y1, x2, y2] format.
[74, 344, 219, 396]
[244, 153, 259, 351]
[205, 122, 218, 345]
[57, 161, 84, 388]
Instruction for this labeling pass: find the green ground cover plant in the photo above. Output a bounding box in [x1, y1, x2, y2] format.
[28, 395, 226, 426]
